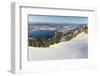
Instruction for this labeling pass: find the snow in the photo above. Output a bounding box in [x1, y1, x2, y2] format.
[29, 32, 88, 61]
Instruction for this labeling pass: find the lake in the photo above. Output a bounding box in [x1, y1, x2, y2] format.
[28, 30, 55, 40]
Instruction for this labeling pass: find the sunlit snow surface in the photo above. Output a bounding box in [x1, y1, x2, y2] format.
[29, 32, 88, 61]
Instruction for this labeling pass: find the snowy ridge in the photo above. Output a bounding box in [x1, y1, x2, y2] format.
[29, 32, 88, 60]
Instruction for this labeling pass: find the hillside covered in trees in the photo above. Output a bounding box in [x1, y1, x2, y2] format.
[28, 24, 88, 48]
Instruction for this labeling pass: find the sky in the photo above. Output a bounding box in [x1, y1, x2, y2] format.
[28, 15, 88, 24]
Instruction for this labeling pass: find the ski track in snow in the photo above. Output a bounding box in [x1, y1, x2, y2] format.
[29, 32, 88, 61]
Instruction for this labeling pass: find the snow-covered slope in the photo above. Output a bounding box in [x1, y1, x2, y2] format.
[29, 32, 88, 61]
